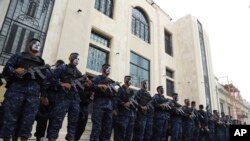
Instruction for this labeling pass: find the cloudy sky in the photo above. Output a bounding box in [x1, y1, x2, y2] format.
[153, 0, 250, 102]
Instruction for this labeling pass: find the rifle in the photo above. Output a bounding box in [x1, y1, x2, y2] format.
[161, 100, 172, 110]
[17, 64, 51, 80]
[171, 101, 185, 116]
[125, 94, 139, 110]
[190, 108, 197, 119]
[69, 75, 88, 92]
[139, 90, 154, 111]
[100, 78, 121, 97]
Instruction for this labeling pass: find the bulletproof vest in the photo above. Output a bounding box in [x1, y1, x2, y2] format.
[18, 52, 44, 68]
[97, 75, 116, 97]
[60, 64, 82, 83]
[182, 105, 192, 115]
[123, 87, 134, 101]
[170, 100, 182, 115]
[139, 90, 152, 106]
[156, 94, 168, 104]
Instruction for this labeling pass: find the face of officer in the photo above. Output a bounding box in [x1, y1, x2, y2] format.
[185, 99, 190, 106]
[141, 81, 148, 90]
[191, 102, 196, 108]
[157, 87, 164, 95]
[29, 40, 41, 54]
[124, 76, 132, 86]
[105, 66, 111, 75]
[69, 53, 80, 66]
[172, 94, 178, 101]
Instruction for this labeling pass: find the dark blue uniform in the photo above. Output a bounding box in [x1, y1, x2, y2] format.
[192, 108, 200, 141]
[170, 100, 183, 141]
[215, 116, 226, 141]
[115, 85, 136, 141]
[181, 106, 194, 141]
[34, 83, 57, 138]
[152, 94, 170, 141]
[90, 75, 115, 141]
[133, 89, 154, 141]
[207, 112, 216, 141]
[198, 109, 208, 141]
[75, 88, 92, 141]
[47, 64, 81, 140]
[0, 52, 46, 138]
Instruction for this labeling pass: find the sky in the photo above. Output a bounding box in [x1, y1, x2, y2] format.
[153, 0, 250, 102]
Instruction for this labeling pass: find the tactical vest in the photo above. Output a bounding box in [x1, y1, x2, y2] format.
[60, 64, 82, 83]
[139, 90, 152, 106]
[122, 86, 134, 101]
[96, 75, 116, 97]
[18, 52, 45, 68]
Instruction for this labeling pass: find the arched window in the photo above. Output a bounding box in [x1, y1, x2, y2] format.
[95, 0, 113, 18]
[131, 8, 150, 43]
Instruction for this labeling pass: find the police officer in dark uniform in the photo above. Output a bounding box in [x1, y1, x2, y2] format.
[207, 108, 216, 141]
[152, 86, 171, 141]
[198, 105, 209, 141]
[90, 64, 116, 141]
[170, 93, 182, 141]
[47, 53, 82, 141]
[75, 77, 93, 141]
[34, 59, 65, 141]
[182, 99, 194, 141]
[133, 80, 154, 141]
[115, 75, 135, 141]
[0, 38, 47, 141]
[214, 110, 225, 141]
[191, 101, 200, 141]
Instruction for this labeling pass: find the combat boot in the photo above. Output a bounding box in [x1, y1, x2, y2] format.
[12, 136, 18, 141]
[36, 137, 41, 141]
[48, 138, 57, 141]
[20, 137, 28, 141]
[3, 138, 10, 141]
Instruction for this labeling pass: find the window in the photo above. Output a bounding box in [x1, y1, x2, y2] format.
[87, 46, 108, 72]
[166, 68, 174, 96]
[228, 106, 231, 116]
[165, 31, 172, 56]
[166, 79, 174, 97]
[0, 0, 54, 65]
[220, 102, 224, 113]
[198, 20, 212, 108]
[131, 8, 150, 43]
[130, 52, 150, 88]
[90, 32, 110, 47]
[87, 31, 110, 72]
[95, 0, 113, 18]
[166, 68, 174, 78]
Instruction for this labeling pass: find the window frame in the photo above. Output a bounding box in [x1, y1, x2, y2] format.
[164, 30, 173, 56]
[87, 30, 111, 73]
[129, 51, 150, 89]
[131, 8, 150, 43]
[94, 0, 113, 18]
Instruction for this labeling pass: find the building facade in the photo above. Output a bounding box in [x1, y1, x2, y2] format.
[0, 0, 248, 139]
[0, 0, 217, 108]
[216, 80, 250, 124]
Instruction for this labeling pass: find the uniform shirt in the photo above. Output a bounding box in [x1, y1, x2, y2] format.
[91, 75, 115, 110]
[198, 109, 208, 127]
[2, 52, 46, 95]
[152, 94, 170, 119]
[116, 85, 135, 117]
[135, 89, 154, 116]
